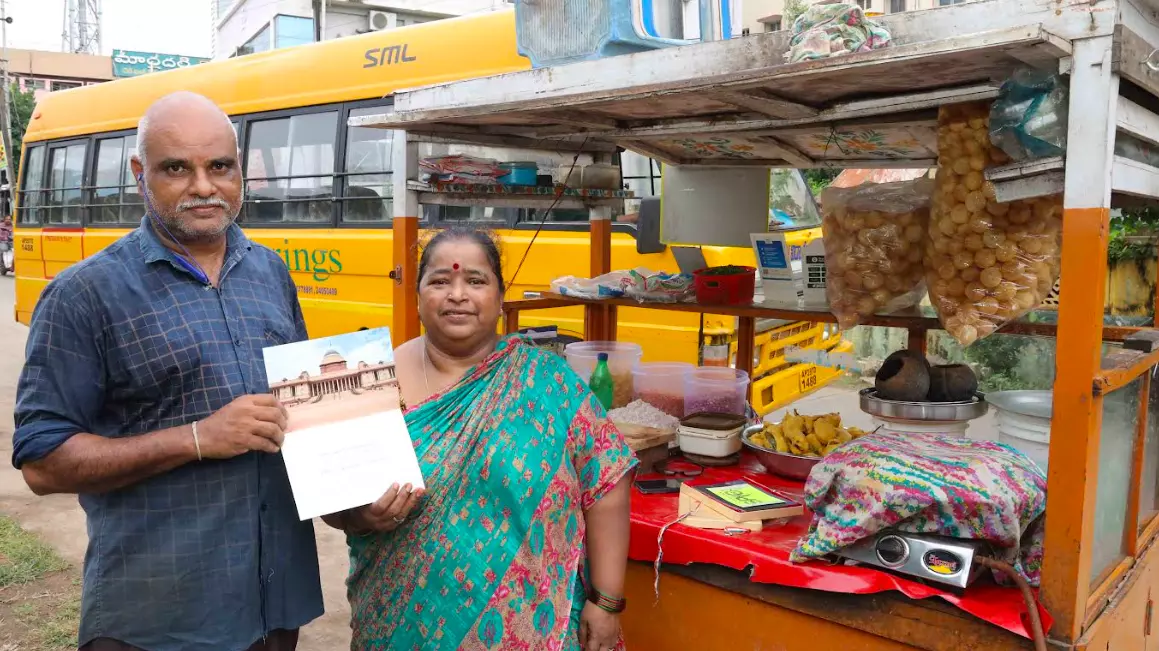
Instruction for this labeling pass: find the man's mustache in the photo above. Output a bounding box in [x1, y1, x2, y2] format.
[177, 197, 231, 211]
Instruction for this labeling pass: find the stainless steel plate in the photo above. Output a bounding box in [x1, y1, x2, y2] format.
[985, 390, 1053, 420]
[859, 388, 988, 422]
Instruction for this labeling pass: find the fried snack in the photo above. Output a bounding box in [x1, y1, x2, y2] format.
[925, 101, 1062, 346]
[822, 178, 934, 329]
[753, 413, 874, 459]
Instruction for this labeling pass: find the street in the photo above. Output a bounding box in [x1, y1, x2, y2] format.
[0, 275, 354, 650]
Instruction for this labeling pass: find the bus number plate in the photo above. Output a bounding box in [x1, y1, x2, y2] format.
[799, 367, 818, 393]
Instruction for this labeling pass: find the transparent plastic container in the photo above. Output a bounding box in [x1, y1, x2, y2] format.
[564, 341, 643, 409]
[632, 362, 693, 417]
[684, 367, 751, 417]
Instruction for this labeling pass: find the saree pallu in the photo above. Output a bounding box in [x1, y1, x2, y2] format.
[346, 337, 638, 650]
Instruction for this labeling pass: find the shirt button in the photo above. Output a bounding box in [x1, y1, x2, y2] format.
[234, 339, 242, 346]
[260, 503, 268, 512]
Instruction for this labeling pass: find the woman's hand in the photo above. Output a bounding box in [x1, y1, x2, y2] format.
[347, 483, 424, 533]
[578, 601, 621, 651]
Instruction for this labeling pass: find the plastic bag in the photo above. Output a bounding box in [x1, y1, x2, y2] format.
[786, 3, 892, 64]
[926, 101, 1062, 346]
[988, 68, 1069, 161]
[551, 268, 694, 303]
[820, 169, 934, 329]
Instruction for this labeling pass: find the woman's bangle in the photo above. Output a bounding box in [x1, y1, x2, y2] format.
[588, 587, 626, 614]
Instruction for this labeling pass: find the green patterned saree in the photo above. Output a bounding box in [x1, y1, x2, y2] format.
[346, 336, 637, 650]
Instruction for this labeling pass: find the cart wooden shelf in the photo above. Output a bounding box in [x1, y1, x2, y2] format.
[352, 0, 1159, 647]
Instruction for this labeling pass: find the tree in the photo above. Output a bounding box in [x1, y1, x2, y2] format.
[783, 0, 811, 29]
[9, 84, 36, 180]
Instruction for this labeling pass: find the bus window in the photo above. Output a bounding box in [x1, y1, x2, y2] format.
[90, 134, 143, 225]
[768, 169, 822, 230]
[341, 106, 394, 225]
[16, 144, 46, 225]
[44, 141, 87, 225]
[621, 151, 661, 223]
[244, 111, 337, 225]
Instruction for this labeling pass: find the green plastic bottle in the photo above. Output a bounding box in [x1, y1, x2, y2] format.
[589, 352, 615, 410]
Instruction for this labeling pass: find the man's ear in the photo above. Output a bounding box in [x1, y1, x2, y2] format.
[129, 156, 145, 189]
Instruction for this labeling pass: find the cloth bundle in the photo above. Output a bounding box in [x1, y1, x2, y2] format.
[787, 3, 892, 64]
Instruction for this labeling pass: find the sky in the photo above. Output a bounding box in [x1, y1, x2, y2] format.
[263, 327, 396, 384]
[6, 0, 212, 58]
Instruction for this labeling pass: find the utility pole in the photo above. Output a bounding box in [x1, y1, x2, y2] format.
[320, 0, 327, 43]
[0, 0, 15, 195]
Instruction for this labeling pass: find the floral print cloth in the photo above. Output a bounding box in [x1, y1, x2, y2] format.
[346, 336, 638, 650]
[790, 430, 1047, 586]
[787, 3, 892, 64]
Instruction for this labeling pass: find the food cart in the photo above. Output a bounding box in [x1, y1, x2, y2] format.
[351, 0, 1159, 647]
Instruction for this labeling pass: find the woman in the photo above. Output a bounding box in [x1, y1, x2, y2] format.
[323, 227, 638, 650]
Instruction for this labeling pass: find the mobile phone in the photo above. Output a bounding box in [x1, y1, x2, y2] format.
[635, 478, 683, 494]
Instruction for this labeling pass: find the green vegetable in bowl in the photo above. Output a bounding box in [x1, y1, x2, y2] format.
[699, 265, 750, 276]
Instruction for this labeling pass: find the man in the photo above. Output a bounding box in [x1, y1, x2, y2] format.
[12, 91, 323, 651]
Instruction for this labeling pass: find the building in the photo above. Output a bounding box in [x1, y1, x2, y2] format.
[6, 48, 113, 102]
[214, 0, 509, 59]
[270, 348, 398, 407]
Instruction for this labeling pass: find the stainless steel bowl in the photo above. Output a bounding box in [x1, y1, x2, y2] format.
[741, 425, 821, 481]
[858, 388, 989, 422]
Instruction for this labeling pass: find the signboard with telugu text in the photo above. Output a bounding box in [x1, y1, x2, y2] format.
[112, 50, 210, 78]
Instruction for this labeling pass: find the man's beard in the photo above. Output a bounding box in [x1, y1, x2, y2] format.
[148, 190, 240, 245]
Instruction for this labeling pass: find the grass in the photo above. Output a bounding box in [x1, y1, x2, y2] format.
[0, 515, 69, 588]
[0, 514, 80, 650]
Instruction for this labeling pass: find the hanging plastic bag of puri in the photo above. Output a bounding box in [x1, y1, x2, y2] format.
[925, 101, 1063, 346]
[820, 169, 935, 329]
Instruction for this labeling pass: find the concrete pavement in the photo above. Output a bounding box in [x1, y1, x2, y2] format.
[0, 275, 353, 650]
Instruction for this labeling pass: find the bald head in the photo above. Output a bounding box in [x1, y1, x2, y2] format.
[137, 91, 237, 167]
[131, 91, 243, 247]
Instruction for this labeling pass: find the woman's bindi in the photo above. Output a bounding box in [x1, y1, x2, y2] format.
[452, 263, 460, 271]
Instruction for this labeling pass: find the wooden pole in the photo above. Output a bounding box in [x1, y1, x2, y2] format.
[1040, 34, 1118, 643]
[588, 205, 613, 341]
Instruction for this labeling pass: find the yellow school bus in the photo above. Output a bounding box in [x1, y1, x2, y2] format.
[11, 9, 847, 415]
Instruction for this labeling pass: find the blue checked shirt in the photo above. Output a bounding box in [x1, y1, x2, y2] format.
[12, 218, 323, 651]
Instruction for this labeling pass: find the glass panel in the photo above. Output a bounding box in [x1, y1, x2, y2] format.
[18, 145, 46, 224]
[122, 136, 138, 185]
[275, 15, 315, 49]
[46, 143, 86, 225]
[769, 169, 822, 230]
[244, 179, 332, 224]
[91, 138, 125, 224]
[247, 117, 291, 179]
[239, 24, 272, 56]
[94, 138, 124, 188]
[1091, 377, 1143, 586]
[346, 106, 393, 175]
[342, 174, 391, 223]
[245, 112, 337, 224]
[1140, 369, 1159, 531]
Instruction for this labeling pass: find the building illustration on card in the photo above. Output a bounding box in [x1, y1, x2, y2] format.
[263, 327, 424, 521]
